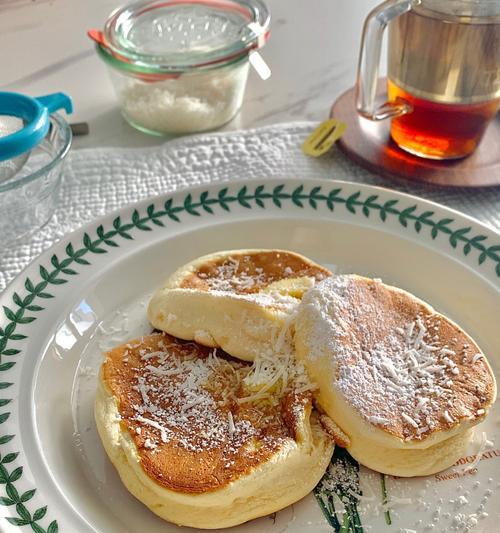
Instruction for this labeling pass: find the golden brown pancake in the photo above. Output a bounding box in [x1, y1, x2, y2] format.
[295, 275, 497, 476]
[178, 249, 330, 295]
[148, 249, 331, 361]
[96, 332, 334, 527]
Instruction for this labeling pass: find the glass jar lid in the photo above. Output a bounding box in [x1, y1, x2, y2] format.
[100, 0, 270, 72]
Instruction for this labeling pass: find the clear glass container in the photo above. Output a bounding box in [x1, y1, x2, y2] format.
[0, 114, 72, 246]
[98, 46, 250, 135]
[94, 0, 270, 135]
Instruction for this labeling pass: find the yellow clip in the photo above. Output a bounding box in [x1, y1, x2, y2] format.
[301, 119, 347, 157]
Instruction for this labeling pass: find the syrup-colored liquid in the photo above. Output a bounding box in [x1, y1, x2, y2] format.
[388, 79, 500, 159]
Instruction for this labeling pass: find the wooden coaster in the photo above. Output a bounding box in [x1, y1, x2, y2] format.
[330, 79, 500, 188]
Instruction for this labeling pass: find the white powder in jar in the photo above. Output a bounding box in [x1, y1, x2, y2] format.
[118, 59, 250, 134]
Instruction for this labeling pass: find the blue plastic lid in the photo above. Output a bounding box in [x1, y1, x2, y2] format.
[0, 92, 73, 162]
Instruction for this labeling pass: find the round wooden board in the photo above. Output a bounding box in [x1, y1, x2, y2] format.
[330, 79, 500, 188]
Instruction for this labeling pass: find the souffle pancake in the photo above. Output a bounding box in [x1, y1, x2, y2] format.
[295, 275, 497, 477]
[95, 332, 334, 529]
[148, 249, 331, 361]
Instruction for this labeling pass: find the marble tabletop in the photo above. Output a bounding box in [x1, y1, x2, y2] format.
[0, 0, 381, 149]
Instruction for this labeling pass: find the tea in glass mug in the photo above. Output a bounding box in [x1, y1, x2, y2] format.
[356, 0, 500, 159]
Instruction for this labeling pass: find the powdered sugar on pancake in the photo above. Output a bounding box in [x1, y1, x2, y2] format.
[179, 251, 330, 297]
[298, 275, 495, 441]
[129, 344, 255, 452]
[105, 334, 314, 457]
[198, 257, 268, 292]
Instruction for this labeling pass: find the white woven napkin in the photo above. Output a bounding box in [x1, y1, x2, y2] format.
[2, 121, 499, 291]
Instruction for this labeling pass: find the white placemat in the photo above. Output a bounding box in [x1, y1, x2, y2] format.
[2, 121, 500, 291]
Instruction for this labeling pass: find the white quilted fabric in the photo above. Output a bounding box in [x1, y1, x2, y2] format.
[1, 121, 499, 291]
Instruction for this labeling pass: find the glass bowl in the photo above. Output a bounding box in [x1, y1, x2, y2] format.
[0, 113, 72, 246]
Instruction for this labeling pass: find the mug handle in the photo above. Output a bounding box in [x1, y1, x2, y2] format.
[356, 0, 420, 121]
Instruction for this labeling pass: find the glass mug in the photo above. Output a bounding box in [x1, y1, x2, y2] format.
[356, 0, 500, 159]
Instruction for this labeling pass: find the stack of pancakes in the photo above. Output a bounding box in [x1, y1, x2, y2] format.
[95, 250, 497, 528]
[96, 250, 335, 529]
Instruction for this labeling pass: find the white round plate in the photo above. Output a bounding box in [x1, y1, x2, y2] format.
[0, 178, 499, 533]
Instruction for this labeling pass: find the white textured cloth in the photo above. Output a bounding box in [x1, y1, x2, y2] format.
[1, 121, 499, 291]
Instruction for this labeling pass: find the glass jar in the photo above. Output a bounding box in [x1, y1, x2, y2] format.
[92, 0, 270, 136]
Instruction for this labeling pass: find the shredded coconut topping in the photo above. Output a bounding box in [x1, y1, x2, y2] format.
[107, 334, 314, 456]
[299, 276, 491, 440]
[129, 345, 243, 452]
[183, 252, 328, 298]
[199, 257, 268, 292]
[472, 353, 484, 364]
